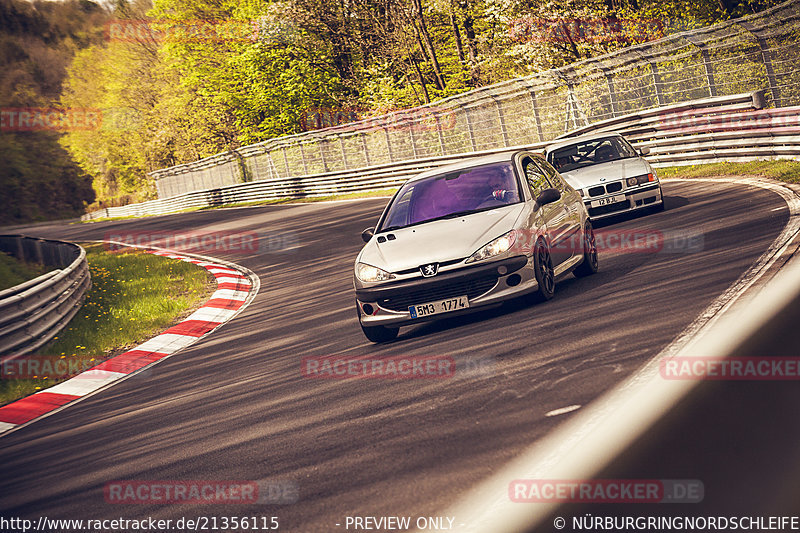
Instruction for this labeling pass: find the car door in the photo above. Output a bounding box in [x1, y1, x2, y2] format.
[521, 157, 570, 266]
[536, 158, 583, 261]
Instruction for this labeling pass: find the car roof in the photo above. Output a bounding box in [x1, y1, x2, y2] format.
[406, 150, 537, 183]
[545, 131, 625, 154]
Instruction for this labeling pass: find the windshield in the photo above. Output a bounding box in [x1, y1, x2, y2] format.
[379, 162, 521, 231]
[548, 136, 637, 172]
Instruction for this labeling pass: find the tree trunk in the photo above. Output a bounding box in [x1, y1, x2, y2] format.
[410, 0, 446, 90]
[410, 54, 431, 103]
[459, 0, 480, 85]
[449, 2, 466, 66]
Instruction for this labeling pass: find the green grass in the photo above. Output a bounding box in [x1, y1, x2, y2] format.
[0, 243, 215, 406]
[0, 252, 49, 291]
[659, 160, 800, 183]
[77, 214, 150, 224]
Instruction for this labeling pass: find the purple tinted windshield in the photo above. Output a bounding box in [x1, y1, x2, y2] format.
[381, 162, 520, 230]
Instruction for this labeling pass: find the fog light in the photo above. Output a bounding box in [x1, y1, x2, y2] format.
[362, 303, 374, 315]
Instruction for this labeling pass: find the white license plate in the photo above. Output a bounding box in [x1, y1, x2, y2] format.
[409, 296, 469, 318]
[590, 194, 626, 208]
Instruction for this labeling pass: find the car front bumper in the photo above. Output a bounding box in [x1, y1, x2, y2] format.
[585, 183, 663, 219]
[355, 255, 538, 327]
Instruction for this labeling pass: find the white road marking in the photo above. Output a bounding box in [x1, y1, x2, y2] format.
[45, 370, 127, 397]
[211, 289, 250, 301]
[214, 276, 251, 285]
[545, 405, 582, 417]
[186, 307, 238, 323]
[208, 268, 240, 275]
[135, 333, 202, 354]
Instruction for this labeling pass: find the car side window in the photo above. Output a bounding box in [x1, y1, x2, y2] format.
[535, 159, 568, 193]
[381, 185, 415, 229]
[523, 159, 551, 197]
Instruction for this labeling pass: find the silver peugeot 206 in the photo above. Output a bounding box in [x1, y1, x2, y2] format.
[545, 132, 664, 220]
[353, 151, 598, 343]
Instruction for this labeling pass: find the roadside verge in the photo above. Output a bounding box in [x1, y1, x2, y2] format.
[0, 244, 260, 438]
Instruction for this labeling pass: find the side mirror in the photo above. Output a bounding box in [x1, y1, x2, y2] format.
[535, 188, 561, 207]
[361, 227, 375, 243]
[638, 146, 650, 156]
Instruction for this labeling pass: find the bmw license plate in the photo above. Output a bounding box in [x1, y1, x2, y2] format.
[591, 194, 626, 208]
[409, 296, 469, 318]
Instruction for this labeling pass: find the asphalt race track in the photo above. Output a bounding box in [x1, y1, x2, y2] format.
[0, 179, 791, 531]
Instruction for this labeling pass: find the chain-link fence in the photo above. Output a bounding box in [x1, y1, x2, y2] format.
[151, 0, 800, 199]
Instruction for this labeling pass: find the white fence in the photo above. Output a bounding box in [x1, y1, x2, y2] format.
[81, 91, 799, 220]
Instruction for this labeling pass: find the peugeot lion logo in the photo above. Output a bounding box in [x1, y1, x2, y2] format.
[420, 263, 439, 277]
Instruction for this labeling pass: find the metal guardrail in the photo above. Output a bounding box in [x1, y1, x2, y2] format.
[145, 0, 800, 199]
[559, 89, 800, 166]
[0, 236, 91, 357]
[81, 142, 545, 220]
[81, 91, 798, 220]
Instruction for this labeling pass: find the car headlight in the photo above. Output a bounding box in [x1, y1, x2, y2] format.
[466, 231, 517, 264]
[356, 262, 395, 282]
[628, 173, 656, 186]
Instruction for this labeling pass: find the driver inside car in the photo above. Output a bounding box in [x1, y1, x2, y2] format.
[594, 144, 616, 162]
[474, 168, 518, 206]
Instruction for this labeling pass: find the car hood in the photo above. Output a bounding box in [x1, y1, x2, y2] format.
[358, 204, 524, 272]
[560, 158, 651, 189]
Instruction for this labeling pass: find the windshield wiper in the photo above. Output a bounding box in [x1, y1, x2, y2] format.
[436, 209, 479, 220]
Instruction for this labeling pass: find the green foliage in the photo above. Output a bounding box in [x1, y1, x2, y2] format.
[0, 0, 100, 224]
[3, 0, 787, 216]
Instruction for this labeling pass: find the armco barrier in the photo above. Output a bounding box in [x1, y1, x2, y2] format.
[81, 92, 799, 221]
[0, 236, 91, 357]
[558, 90, 800, 166]
[81, 141, 549, 220]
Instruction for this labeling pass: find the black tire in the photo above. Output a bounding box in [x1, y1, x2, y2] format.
[651, 201, 666, 212]
[573, 221, 599, 278]
[532, 238, 555, 302]
[361, 323, 399, 343]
